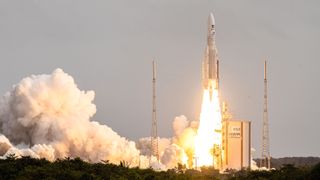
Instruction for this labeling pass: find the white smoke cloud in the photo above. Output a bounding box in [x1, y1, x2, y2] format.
[250, 148, 271, 171]
[171, 116, 198, 167]
[0, 135, 12, 156]
[161, 144, 188, 169]
[137, 137, 172, 169]
[172, 115, 189, 137]
[137, 115, 198, 169]
[0, 69, 144, 166]
[137, 137, 171, 157]
[0, 68, 205, 170]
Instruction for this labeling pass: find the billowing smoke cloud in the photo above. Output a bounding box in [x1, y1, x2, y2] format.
[0, 135, 12, 156]
[137, 115, 198, 169]
[137, 137, 171, 157]
[161, 144, 188, 169]
[0, 69, 145, 166]
[0, 68, 203, 170]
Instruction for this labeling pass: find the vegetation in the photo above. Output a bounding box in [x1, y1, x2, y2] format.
[255, 157, 320, 169]
[0, 155, 319, 179]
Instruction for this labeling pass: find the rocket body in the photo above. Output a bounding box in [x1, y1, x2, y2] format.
[202, 13, 219, 94]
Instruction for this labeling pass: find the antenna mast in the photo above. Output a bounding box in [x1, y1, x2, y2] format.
[151, 60, 159, 162]
[261, 60, 271, 169]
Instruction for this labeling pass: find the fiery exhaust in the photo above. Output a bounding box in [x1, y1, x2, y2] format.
[194, 81, 222, 168]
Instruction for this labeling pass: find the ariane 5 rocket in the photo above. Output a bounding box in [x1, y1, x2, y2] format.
[202, 13, 219, 99]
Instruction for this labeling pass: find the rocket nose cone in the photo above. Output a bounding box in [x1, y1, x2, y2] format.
[209, 13, 215, 25]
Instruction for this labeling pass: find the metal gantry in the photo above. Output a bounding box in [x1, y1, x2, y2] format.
[261, 60, 271, 169]
[151, 61, 159, 162]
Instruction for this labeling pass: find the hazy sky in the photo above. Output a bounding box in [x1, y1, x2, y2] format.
[0, 0, 319, 158]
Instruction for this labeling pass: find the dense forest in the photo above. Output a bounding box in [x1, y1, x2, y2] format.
[0, 155, 319, 179]
[255, 157, 320, 169]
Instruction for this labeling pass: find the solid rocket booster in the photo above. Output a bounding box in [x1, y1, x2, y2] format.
[202, 13, 219, 94]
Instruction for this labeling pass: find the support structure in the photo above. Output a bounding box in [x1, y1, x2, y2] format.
[260, 60, 271, 169]
[151, 61, 159, 162]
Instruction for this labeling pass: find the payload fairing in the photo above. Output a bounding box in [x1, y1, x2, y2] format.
[202, 13, 219, 98]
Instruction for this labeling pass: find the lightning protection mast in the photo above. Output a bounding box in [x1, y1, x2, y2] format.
[261, 60, 271, 169]
[151, 60, 159, 163]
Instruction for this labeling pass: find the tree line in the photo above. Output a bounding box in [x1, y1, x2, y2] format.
[0, 155, 319, 179]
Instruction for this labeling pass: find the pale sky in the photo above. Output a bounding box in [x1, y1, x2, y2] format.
[0, 0, 319, 158]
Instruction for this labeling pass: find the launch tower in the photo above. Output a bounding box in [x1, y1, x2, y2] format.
[151, 61, 159, 162]
[260, 60, 271, 169]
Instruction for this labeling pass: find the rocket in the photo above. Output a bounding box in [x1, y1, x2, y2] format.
[202, 13, 219, 98]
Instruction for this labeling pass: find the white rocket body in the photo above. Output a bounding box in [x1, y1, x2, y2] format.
[202, 13, 219, 96]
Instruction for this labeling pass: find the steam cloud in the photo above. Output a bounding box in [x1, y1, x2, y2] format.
[0, 68, 202, 170]
[137, 115, 198, 169]
[0, 69, 145, 166]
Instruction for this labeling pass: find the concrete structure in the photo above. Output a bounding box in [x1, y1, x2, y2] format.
[221, 103, 251, 170]
[222, 120, 251, 170]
